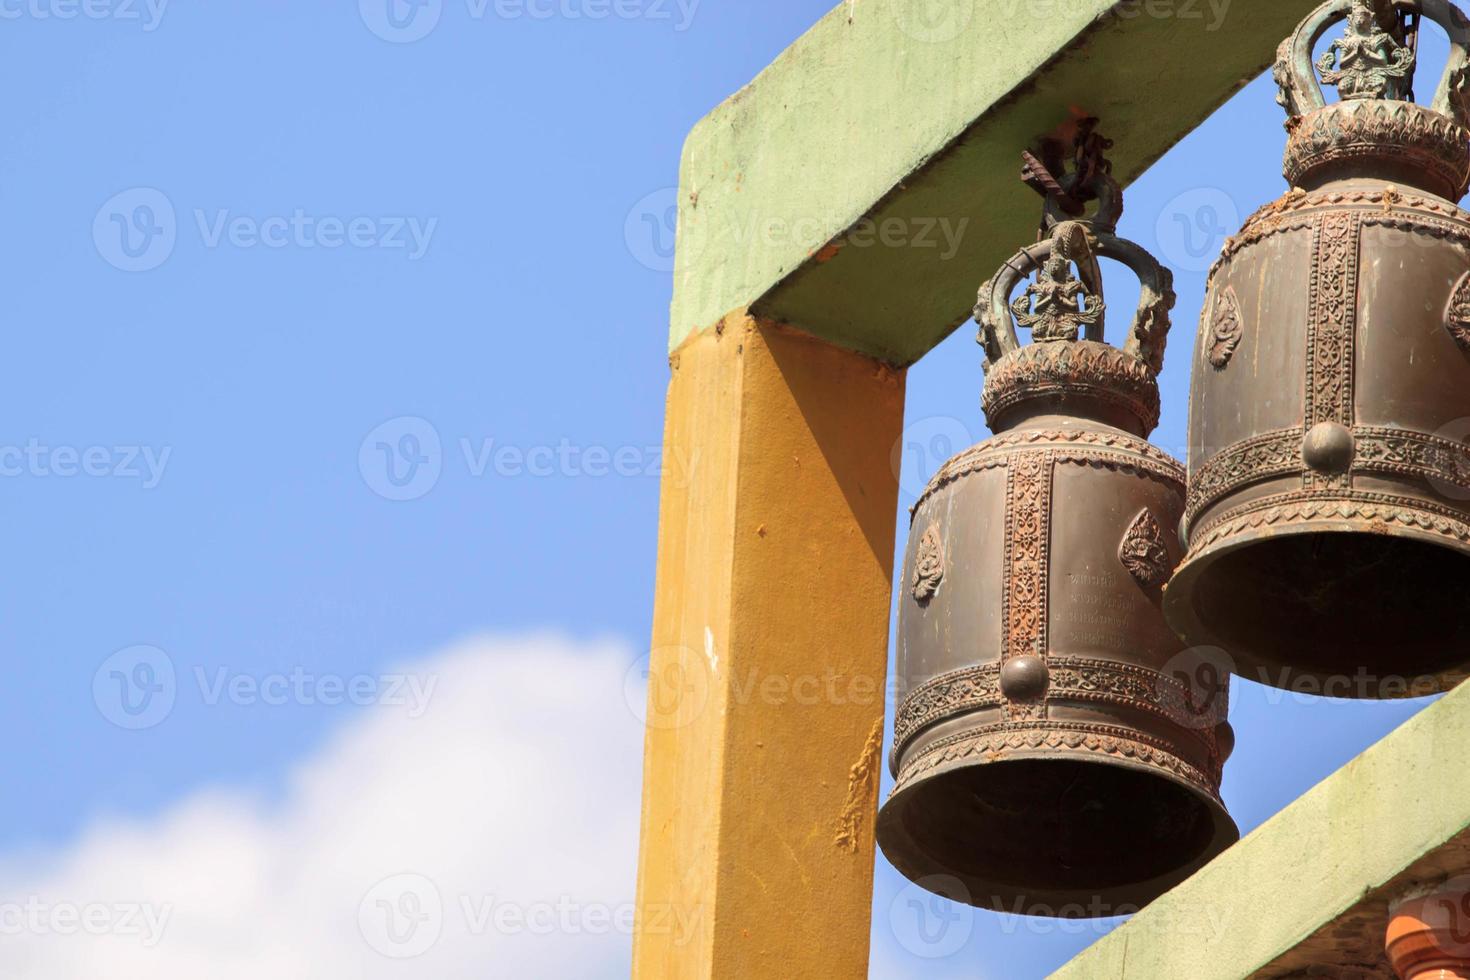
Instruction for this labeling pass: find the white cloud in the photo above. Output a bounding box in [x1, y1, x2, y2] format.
[0, 635, 647, 979]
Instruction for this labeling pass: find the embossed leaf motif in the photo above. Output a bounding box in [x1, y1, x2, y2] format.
[1208, 286, 1244, 370]
[1446, 272, 1470, 354]
[1119, 510, 1172, 589]
[911, 525, 944, 603]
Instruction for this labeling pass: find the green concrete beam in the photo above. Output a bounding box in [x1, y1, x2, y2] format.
[672, 0, 1320, 366]
[1050, 682, 1470, 979]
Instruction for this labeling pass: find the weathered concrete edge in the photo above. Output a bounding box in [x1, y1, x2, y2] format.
[668, 0, 1118, 356]
[1049, 683, 1470, 979]
[666, 0, 1319, 365]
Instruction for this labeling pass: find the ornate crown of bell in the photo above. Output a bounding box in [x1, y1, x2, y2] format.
[1164, 0, 1470, 698]
[876, 130, 1239, 917]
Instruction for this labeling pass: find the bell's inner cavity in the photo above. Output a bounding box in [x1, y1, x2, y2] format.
[1192, 533, 1470, 691]
[898, 760, 1215, 900]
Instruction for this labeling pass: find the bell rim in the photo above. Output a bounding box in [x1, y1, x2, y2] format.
[1166, 517, 1470, 699]
[876, 748, 1239, 916]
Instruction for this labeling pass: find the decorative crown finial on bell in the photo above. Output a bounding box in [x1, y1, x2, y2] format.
[1010, 232, 1106, 345]
[1318, 0, 1416, 101]
[1165, 0, 1470, 699]
[876, 130, 1238, 917]
[1271, 0, 1470, 197]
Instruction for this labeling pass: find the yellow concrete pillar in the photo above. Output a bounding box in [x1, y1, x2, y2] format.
[633, 312, 905, 979]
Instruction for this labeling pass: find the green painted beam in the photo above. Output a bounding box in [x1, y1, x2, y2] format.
[1050, 682, 1470, 979]
[672, 0, 1320, 365]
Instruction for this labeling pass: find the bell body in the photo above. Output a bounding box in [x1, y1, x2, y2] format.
[878, 340, 1238, 916]
[1165, 91, 1470, 697]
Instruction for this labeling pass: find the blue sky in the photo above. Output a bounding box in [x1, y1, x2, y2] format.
[0, 2, 1449, 977]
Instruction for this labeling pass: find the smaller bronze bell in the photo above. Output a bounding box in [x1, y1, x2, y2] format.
[877, 142, 1238, 916]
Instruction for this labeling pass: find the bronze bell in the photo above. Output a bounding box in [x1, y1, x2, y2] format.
[876, 145, 1239, 917]
[1164, 0, 1470, 698]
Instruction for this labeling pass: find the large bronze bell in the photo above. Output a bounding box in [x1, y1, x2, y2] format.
[877, 149, 1239, 916]
[1164, 0, 1470, 698]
